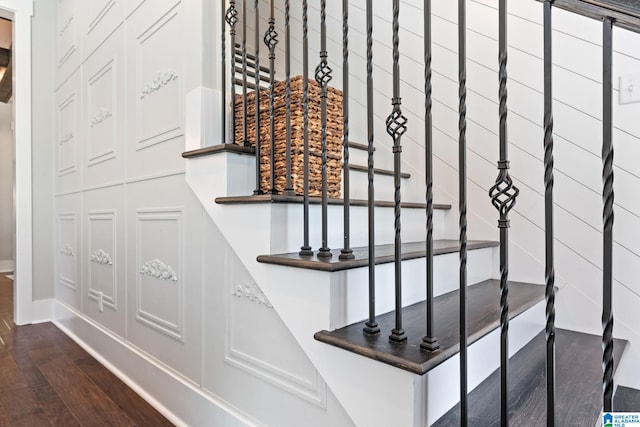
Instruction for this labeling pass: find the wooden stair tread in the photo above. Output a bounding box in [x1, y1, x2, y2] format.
[433, 329, 628, 426]
[614, 386, 640, 412]
[348, 164, 410, 178]
[314, 279, 544, 375]
[182, 144, 255, 159]
[348, 141, 371, 151]
[215, 193, 451, 211]
[257, 239, 496, 272]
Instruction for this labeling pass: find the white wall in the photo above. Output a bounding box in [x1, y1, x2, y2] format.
[0, 102, 12, 269]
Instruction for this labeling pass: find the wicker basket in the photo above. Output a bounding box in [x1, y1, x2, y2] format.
[234, 76, 343, 197]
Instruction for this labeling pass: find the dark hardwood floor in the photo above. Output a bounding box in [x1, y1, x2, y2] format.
[0, 274, 174, 427]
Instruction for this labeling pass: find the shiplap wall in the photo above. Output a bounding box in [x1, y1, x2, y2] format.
[247, 0, 640, 389]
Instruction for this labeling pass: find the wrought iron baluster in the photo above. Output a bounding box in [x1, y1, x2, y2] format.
[340, 0, 354, 261]
[387, 0, 407, 344]
[420, 0, 439, 352]
[283, 0, 294, 195]
[458, 0, 469, 424]
[602, 16, 615, 413]
[221, 0, 227, 144]
[363, 0, 379, 336]
[489, 0, 519, 424]
[543, 1, 556, 425]
[241, 0, 249, 146]
[316, 0, 332, 258]
[225, 0, 238, 145]
[299, 0, 313, 256]
[253, 0, 262, 194]
[264, 0, 278, 194]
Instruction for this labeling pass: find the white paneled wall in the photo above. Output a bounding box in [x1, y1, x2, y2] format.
[52, 1, 354, 426]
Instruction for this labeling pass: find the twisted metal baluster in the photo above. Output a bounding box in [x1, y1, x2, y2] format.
[225, 1, 238, 145]
[387, 0, 407, 344]
[221, 0, 227, 144]
[489, 1, 519, 424]
[458, 0, 469, 424]
[543, 1, 556, 425]
[241, 0, 249, 146]
[264, 0, 278, 194]
[420, 0, 439, 352]
[340, 0, 354, 260]
[602, 16, 615, 413]
[253, 0, 262, 194]
[299, 0, 313, 256]
[283, 0, 295, 195]
[316, 0, 332, 258]
[363, 0, 379, 336]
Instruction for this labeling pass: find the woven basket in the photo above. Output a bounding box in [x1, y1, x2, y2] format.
[234, 76, 343, 197]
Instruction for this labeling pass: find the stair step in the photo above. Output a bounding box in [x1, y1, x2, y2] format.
[432, 329, 628, 426]
[258, 239, 495, 272]
[314, 279, 544, 375]
[348, 164, 410, 179]
[614, 386, 640, 412]
[182, 144, 255, 159]
[348, 141, 371, 151]
[215, 193, 451, 210]
[234, 66, 270, 83]
[234, 78, 268, 91]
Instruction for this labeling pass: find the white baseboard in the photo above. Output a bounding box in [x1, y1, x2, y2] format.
[31, 298, 53, 323]
[52, 300, 259, 427]
[0, 259, 13, 273]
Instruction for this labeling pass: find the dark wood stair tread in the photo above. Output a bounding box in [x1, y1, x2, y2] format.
[314, 279, 544, 375]
[614, 386, 640, 412]
[433, 329, 628, 426]
[257, 239, 496, 272]
[348, 141, 371, 151]
[215, 193, 451, 211]
[348, 164, 410, 178]
[182, 144, 255, 159]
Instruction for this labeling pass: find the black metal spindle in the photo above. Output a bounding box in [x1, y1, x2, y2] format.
[283, 0, 295, 195]
[316, 0, 332, 258]
[602, 16, 615, 414]
[253, 0, 262, 194]
[387, 0, 407, 343]
[241, 0, 249, 146]
[489, 1, 519, 424]
[299, 0, 313, 256]
[421, 0, 439, 352]
[264, 0, 278, 194]
[340, 0, 354, 261]
[543, 1, 556, 425]
[458, 0, 469, 424]
[363, 0, 379, 336]
[225, 0, 238, 145]
[221, 0, 227, 144]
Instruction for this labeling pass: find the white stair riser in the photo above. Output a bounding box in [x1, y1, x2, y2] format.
[346, 168, 408, 201]
[270, 203, 448, 254]
[329, 247, 495, 329]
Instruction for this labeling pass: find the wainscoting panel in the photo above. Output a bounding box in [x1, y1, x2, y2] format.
[82, 24, 126, 189]
[56, 0, 80, 87]
[125, 173, 202, 384]
[80, 0, 124, 60]
[82, 186, 126, 337]
[55, 69, 82, 195]
[125, 0, 185, 180]
[55, 194, 82, 310]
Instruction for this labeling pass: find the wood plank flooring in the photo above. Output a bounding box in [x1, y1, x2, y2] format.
[0, 274, 174, 427]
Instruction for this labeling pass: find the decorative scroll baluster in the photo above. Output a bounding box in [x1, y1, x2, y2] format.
[489, 1, 519, 424]
[315, 0, 332, 258]
[241, 0, 249, 146]
[299, 0, 313, 256]
[225, 0, 238, 145]
[543, 1, 556, 425]
[340, 0, 354, 261]
[221, 0, 227, 144]
[283, 0, 294, 195]
[264, 0, 278, 194]
[363, 0, 379, 336]
[458, 0, 469, 424]
[420, 0, 439, 352]
[253, 0, 262, 194]
[387, 0, 407, 343]
[602, 16, 615, 413]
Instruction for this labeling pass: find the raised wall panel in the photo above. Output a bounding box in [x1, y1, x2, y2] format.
[57, 0, 80, 86]
[55, 69, 82, 195]
[82, 186, 126, 337]
[125, 0, 185, 180]
[82, 25, 125, 189]
[81, 0, 125, 59]
[55, 194, 82, 310]
[125, 174, 202, 383]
